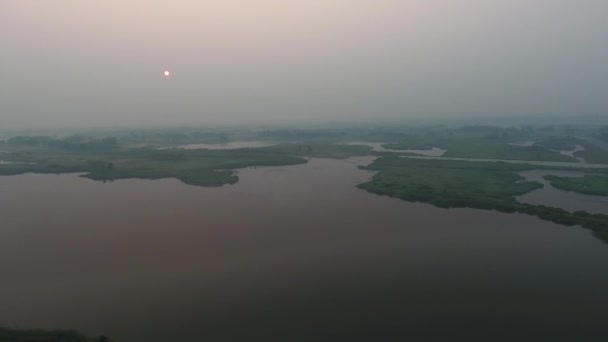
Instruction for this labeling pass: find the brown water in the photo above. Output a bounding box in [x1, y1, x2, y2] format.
[1, 158, 608, 341]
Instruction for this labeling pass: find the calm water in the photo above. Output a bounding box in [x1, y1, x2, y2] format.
[517, 170, 608, 214]
[1, 158, 608, 341]
[341, 142, 447, 156]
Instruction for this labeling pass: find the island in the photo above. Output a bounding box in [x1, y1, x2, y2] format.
[358, 156, 608, 243]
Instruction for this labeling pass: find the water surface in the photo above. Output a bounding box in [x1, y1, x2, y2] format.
[1, 158, 608, 341]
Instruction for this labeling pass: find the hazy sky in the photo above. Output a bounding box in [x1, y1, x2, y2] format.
[1, 0, 607, 128]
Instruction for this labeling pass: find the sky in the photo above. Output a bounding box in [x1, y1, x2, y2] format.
[1, 0, 607, 128]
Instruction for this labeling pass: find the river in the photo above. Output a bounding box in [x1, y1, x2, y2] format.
[1, 157, 608, 341]
[516, 170, 608, 215]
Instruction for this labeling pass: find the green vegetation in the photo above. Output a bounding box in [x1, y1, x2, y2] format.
[577, 141, 608, 164]
[381, 126, 608, 163]
[535, 136, 579, 150]
[258, 142, 372, 159]
[100, 127, 249, 146]
[533, 136, 608, 164]
[0, 138, 371, 187]
[0, 146, 305, 187]
[108, 126, 423, 147]
[545, 174, 608, 197]
[0, 327, 109, 342]
[3, 125, 607, 191]
[382, 126, 575, 162]
[6, 135, 119, 151]
[2, 125, 606, 190]
[256, 127, 415, 143]
[358, 156, 608, 242]
[358, 156, 541, 210]
[442, 142, 573, 161]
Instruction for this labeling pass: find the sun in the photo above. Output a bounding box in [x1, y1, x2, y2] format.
[164, 70, 170, 77]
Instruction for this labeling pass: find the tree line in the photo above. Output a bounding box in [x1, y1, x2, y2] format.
[4, 135, 118, 151]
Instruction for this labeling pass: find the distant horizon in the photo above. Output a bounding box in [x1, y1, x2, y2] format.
[1, 113, 606, 137]
[2, 0, 607, 129]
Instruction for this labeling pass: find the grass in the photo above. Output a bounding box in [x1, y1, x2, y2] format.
[545, 174, 608, 197]
[358, 156, 608, 243]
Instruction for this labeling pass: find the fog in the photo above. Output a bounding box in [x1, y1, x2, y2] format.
[1, 0, 607, 129]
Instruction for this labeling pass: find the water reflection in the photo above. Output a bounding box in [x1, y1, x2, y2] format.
[0, 158, 607, 341]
